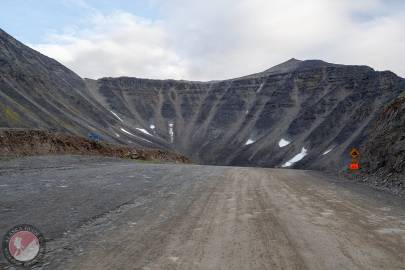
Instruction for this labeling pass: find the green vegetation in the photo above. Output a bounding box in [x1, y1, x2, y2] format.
[0, 156, 18, 161]
[3, 107, 21, 124]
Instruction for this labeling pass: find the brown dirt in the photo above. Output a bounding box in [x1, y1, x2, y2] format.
[42, 167, 405, 270]
[0, 129, 191, 163]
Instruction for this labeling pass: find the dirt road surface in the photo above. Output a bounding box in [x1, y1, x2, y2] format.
[1, 156, 404, 269]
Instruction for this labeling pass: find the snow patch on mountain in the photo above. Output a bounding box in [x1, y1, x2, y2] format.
[169, 123, 174, 143]
[256, 83, 265, 93]
[278, 138, 291, 148]
[136, 128, 153, 136]
[120, 128, 151, 143]
[110, 111, 123, 122]
[282, 147, 308, 167]
[322, 147, 334, 155]
[245, 138, 255, 145]
[120, 128, 134, 136]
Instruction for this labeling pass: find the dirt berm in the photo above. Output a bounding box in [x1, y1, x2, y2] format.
[0, 129, 191, 163]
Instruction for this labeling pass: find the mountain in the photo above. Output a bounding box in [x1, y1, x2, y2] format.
[361, 94, 405, 174]
[83, 62, 405, 171]
[0, 28, 125, 143]
[1, 28, 405, 172]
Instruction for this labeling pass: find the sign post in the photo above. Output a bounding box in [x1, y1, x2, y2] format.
[349, 148, 360, 171]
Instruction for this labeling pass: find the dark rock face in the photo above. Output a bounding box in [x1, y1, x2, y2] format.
[0, 29, 123, 143]
[85, 64, 405, 171]
[1, 28, 405, 170]
[361, 95, 405, 174]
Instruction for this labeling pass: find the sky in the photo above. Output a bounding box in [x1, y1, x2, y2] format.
[1, 0, 404, 81]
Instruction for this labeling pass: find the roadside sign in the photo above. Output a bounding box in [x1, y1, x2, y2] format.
[350, 148, 360, 159]
[349, 148, 360, 171]
[349, 163, 359, 170]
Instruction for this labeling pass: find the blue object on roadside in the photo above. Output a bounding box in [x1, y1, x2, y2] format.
[89, 132, 102, 142]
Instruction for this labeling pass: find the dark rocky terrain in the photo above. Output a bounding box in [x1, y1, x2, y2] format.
[1, 27, 405, 176]
[349, 94, 405, 193]
[361, 94, 405, 174]
[0, 129, 191, 163]
[84, 60, 405, 172]
[0, 28, 137, 145]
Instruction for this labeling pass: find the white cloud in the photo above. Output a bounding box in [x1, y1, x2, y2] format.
[32, 12, 188, 80]
[31, 0, 405, 80]
[158, 0, 405, 79]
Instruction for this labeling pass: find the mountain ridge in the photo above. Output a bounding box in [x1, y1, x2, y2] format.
[1, 27, 405, 176]
[90, 57, 389, 83]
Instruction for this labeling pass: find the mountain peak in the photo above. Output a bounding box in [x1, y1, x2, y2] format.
[286, 58, 302, 63]
[263, 58, 303, 74]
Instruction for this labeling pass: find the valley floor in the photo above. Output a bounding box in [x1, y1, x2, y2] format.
[0, 156, 404, 269]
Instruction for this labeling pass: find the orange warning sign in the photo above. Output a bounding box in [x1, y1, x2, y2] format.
[350, 148, 360, 159]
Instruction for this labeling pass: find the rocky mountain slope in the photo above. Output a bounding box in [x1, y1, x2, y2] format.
[0, 129, 190, 163]
[0, 28, 134, 145]
[1, 28, 405, 171]
[84, 60, 405, 171]
[361, 94, 405, 174]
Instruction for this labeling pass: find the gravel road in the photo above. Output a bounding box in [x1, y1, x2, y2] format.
[1, 156, 405, 269]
